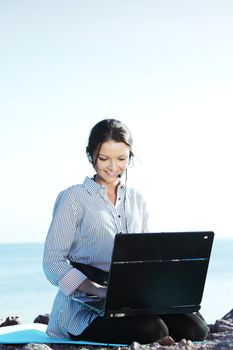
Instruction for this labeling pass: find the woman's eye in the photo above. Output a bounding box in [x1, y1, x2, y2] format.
[98, 157, 127, 161]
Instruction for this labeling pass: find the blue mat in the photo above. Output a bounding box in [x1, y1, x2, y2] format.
[0, 323, 127, 346]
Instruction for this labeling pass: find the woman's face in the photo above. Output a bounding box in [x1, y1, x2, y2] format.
[94, 141, 130, 186]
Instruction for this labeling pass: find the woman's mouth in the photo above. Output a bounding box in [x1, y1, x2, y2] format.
[105, 171, 118, 178]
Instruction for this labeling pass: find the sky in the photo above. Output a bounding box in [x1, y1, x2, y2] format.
[0, 0, 233, 243]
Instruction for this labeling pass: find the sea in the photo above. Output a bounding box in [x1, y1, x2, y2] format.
[0, 238, 232, 325]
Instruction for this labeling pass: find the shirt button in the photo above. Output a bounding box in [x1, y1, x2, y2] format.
[118, 215, 121, 218]
[118, 197, 121, 200]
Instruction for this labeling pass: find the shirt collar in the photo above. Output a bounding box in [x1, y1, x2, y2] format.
[83, 176, 125, 195]
[83, 176, 105, 195]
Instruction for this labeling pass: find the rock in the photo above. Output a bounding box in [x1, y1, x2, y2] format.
[22, 345, 52, 350]
[222, 308, 233, 321]
[215, 319, 233, 332]
[208, 309, 233, 334]
[0, 316, 21, 327]
[158, 336, 175, 346]
[33, 315, 49, 325]
[130, 342, 141, 350]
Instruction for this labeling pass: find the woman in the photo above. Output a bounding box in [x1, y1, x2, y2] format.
[43, 118, 209, 344]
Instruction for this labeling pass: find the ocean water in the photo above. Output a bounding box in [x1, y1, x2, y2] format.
[0, 239, 232, 324]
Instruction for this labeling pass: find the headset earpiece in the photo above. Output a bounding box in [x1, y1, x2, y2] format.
[86, 146, 93, 164]
[87, 153, 93, 163]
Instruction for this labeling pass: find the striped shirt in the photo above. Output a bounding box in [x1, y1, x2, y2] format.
[43, 176, 149, 339]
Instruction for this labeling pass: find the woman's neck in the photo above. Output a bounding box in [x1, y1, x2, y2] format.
[94, 175, 119, 205]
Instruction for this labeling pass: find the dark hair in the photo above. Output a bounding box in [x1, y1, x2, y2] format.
[86, 119, 133, 164]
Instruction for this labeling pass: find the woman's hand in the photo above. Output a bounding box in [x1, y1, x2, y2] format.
[96, 285, 107, 298]
[78, 278, 107, 297]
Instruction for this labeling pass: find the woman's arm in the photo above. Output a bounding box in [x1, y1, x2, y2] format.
[43, 189, 87, 296]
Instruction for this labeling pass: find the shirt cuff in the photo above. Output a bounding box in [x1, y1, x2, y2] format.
[58, 267, 87, 296]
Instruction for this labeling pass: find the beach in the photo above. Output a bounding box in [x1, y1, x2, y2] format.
[0, 239, 233, 349]
[1, 239, 233, 324]
[1, 308, 233, 349]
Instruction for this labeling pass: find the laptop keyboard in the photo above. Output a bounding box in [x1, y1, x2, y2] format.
[87, 299, 105, 311]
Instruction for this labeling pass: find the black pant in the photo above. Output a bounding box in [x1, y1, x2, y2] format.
[69, 312, 209, 344]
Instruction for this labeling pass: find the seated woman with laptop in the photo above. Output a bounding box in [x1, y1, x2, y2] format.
[43, 118, 209, 344]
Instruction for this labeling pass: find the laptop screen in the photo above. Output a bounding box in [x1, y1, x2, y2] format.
[105, 231, 214, 316]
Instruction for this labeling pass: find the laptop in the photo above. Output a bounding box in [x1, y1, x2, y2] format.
[72, 231, 214, 318]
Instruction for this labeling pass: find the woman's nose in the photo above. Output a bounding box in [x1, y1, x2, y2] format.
[107, 159, 117, 170]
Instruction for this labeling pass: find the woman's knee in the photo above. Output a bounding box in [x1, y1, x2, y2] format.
[161, 313, 209, 341]
[152, 317, 169, 340]
[109, 315, 169, 344]
[139, 315, 169, 343]
[191, 318, 209, 341]
[184, 313, 209, 341]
